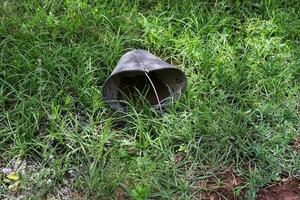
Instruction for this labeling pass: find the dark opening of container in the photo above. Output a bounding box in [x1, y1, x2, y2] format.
[117, 71, 170, 106]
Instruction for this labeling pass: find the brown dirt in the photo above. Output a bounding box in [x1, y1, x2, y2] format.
[175, 153, 185, 164]
[293, 136, 300, 152]
[256, 178, 300, 200]
[194, 169, 246, 200]
[49, 190, 85, 200]
[115, 185, 130, 200]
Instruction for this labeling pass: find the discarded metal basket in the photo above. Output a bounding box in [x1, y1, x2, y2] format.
[102, 49, 187, 110]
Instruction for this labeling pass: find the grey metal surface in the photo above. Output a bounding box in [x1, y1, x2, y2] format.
[102, 49, 187, 110]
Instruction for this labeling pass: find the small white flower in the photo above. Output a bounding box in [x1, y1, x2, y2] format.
[1, 168, 12, 175]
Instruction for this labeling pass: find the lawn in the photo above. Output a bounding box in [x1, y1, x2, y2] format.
[0, 0, 300, 199]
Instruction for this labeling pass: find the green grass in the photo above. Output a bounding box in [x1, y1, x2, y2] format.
[0, 0, 300, 199]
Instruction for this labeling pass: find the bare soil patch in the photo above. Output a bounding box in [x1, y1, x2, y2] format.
[293, 136, 300, 152]
[115, 186, 130, 200]
[195, 169, 246, 200]
[256, 178, 300, 200]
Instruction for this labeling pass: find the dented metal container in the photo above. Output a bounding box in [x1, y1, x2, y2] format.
[102, 49, 187, 110]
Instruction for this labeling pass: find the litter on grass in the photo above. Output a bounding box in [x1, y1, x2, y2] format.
[102, 49, 187, 111]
